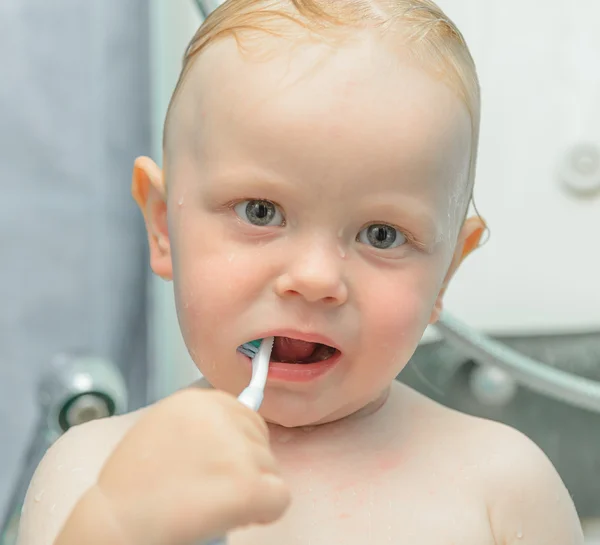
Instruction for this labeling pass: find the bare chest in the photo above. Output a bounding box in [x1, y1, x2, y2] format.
[230, 433, 495, 545]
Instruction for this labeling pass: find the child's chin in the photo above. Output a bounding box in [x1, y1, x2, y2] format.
[263, 414, 320, 428]
[259, 398, 348, 428]
[259, 400, 327, 428]
[262, 386, 392, 428]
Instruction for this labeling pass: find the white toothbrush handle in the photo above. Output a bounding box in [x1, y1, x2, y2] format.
[201, 338, 274, 545]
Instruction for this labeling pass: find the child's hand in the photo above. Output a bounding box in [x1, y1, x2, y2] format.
[96, 388, 290, 545]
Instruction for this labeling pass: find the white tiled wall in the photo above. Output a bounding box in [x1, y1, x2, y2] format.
[434, 0, 600, 337]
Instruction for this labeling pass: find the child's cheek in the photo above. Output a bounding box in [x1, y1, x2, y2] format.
[175, 257, 236, 316]
[173, 248, 269, 343]
[360, 274, 437, 360]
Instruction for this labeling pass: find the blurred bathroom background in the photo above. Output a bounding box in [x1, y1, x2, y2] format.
[0, 0, 598, 542]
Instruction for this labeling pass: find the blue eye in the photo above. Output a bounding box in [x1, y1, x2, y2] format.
[234, 200, 285, 227]
[357, 224, 406, 249]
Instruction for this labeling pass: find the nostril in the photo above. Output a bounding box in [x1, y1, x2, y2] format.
[323, 296, 337, 304]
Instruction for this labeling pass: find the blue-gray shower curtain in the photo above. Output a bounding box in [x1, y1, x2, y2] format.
[0, 0, 151, 514]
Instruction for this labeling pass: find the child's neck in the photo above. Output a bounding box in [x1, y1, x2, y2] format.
[266, 385, 392, 439]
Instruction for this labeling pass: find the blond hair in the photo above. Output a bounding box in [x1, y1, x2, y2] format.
[165, 0, 481, 195]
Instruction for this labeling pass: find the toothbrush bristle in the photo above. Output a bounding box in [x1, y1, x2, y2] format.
[238, 342, 260, 358]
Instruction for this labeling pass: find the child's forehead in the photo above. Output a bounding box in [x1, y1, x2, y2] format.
[168, 33, 471, 224]
[179, 34, 470, 155]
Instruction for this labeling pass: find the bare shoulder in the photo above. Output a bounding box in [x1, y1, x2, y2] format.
[473, 418, 584, 545]
[398, 384, 584, 545]
[17, 409, 145, 545]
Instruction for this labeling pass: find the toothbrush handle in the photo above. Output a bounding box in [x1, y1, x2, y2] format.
[202, 339, 272, 545]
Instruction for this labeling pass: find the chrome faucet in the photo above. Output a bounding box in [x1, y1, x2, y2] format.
[435, 312, 600, 414]
[0, 354, 127, 545]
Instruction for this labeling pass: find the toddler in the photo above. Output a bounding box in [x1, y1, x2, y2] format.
[18, 1, 583, 544]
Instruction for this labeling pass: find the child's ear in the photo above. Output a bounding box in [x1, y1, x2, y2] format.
[132, 156, 173, 281]
[429, 216, 486, 324]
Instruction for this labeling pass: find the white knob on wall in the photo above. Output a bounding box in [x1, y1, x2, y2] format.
[469, 364, 518, 407]
[560, 143, 600, 196]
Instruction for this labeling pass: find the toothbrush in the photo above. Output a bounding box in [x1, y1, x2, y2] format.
[237, 338, 263, 359]
[236, 337, 274, 411]
[203, 337, 274, 545]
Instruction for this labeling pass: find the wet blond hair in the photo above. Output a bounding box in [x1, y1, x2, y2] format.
[164, 0, 481, 196]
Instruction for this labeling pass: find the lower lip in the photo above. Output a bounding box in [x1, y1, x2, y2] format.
[239, 351, 341, 383]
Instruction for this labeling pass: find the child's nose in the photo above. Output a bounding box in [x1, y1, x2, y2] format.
[274, 242, 348, 305]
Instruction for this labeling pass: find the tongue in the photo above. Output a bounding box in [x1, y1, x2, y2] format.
[272, 337, 317, 362]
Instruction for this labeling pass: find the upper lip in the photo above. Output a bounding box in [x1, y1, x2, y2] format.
[252, 329, 343, 352]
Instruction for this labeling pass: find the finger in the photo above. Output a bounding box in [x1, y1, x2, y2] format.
[236, 417, 272, 449]
[243, 473, 291, 526]
[229, 403, 270, 442]
[191, 473, 290, 538]
[253, 446, 283, 477]
[206, 390, 271, 442]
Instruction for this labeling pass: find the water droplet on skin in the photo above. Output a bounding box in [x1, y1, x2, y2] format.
[338, 245, 346, 258]
[50, 503, 56, 514]
[227, 253, 235, 263]
[34, 490, 45, 503]
[178, 197, 184, 207]
[517, 531, 523, 539]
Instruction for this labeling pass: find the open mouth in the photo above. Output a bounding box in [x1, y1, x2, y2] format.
[270, 336, 339, 364]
